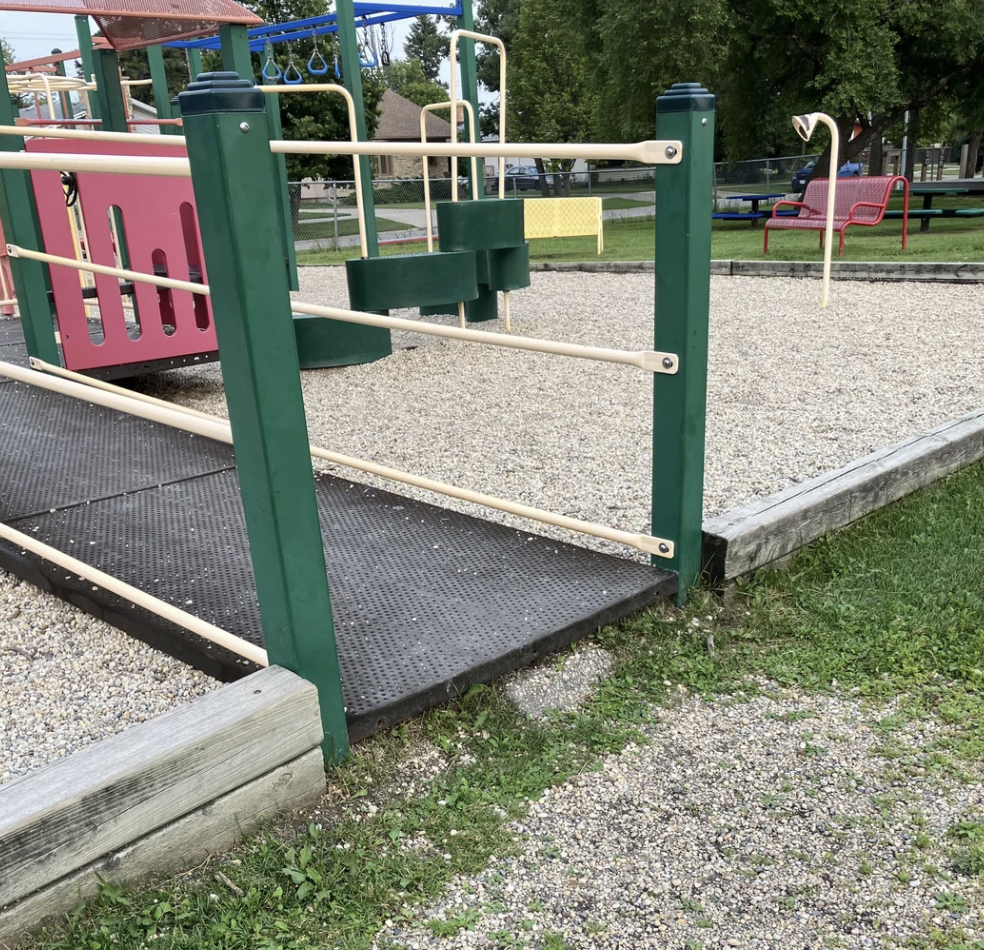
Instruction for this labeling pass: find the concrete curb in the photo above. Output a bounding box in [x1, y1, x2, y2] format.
[530, 260, 984, 281]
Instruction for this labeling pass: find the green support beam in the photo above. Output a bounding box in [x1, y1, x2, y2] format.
[147, 45, 178, 135]
[262, 74, 300, 291]
[92, 48, 129, 133]
[219, 24, 253, 78]
[0, 66, 59, 364]
[74, 16, 99, 121]
[219, 26, 298, 290]
[187, 48, 204, 82]
[178, 73, 349, 763]
[652, 83, 714, 604]
[456, 0, 482, 200]
[335, 0, 379, 256]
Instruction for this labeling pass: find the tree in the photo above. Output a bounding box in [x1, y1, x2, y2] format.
[386, 58, 448, 110]
[509, 0, 593, 196]
[404, 15, 448, 82]
[716, 0, 984, 176]
[112, 45, 190, 108]
[474, 0, 519, 92]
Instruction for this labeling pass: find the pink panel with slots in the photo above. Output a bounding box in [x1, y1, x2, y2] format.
[26, 137, 216, 371]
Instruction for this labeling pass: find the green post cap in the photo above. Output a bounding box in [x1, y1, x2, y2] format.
[656, 83, 715, 113]
[177, 72, 264, 115]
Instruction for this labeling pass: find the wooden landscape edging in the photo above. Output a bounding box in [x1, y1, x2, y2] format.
[0, 666, 326, 947]
[702, 406, 984, 582]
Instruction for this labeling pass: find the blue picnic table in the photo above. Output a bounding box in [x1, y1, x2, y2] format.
[712, 193, 785, 227]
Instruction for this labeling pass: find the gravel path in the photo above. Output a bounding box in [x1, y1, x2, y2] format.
[137, 269, 984, 562]
[0, 571, 217, 785]
[377, 685, 984, 949]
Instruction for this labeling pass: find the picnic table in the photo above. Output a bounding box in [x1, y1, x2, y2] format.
[882, 179, 984, 232]
[712, 192, 784, 228]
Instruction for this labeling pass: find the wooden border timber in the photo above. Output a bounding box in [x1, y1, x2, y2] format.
[702, 406, 984, 582]
[0, 667, 325, 941]
[0, 750, 324, 948]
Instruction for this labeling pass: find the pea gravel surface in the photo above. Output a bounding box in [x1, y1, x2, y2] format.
[375, 683, 984, 950]
[138, 268, 984, 563]
[0, 572, 218, 784]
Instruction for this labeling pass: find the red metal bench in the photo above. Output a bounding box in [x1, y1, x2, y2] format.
[764, 175, 909, 255]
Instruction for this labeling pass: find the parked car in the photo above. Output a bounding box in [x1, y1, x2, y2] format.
[791, 159, 863, 192]
[486, 164, 542, 194]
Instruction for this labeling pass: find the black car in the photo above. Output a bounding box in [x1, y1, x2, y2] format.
[487, 164, 542, 194]
[791, 158, 864, 192]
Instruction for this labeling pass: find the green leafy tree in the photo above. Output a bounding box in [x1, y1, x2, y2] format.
[509, 0, 593, 196]
[386, 58, 448, 110]
[714, 0, 984, 175]
[474, 0, 519, 92]
[112, 45, 190, 108]
[404, 15, 448, 82]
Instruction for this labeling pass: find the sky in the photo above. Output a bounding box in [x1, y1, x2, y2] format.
[0, 3, 455, 73]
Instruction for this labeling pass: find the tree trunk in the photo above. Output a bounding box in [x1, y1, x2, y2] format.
[533, 158, 551, 198]
[902, 108, 919, 182]
[867, 133, 884, 176]
[968, 128, 984, 177]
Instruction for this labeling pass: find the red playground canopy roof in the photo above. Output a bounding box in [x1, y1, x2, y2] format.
[0, 0, 261, 50]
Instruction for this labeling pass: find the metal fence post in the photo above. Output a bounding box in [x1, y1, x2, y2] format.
[178, 73, 349, 763]
[332, 183, 339, 251]
[652, 83, 715, 604]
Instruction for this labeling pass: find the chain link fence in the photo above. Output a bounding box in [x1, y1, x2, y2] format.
[289, 150, 972, 251]
[289, 166, 659, 252]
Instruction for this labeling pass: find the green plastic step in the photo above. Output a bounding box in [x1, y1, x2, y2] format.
[346, 251, 479, 312]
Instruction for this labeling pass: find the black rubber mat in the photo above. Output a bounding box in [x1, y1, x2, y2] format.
[0, 382, 235, 519]
[0, 348, 676, 739]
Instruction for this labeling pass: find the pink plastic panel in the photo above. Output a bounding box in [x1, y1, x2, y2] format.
[26, 138, 216, 371]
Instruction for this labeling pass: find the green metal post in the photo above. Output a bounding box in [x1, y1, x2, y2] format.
[187, 48, 204, 81]
[219, 24, 253, 78]
[147, 45, 178, 135]
[652, 83, 714, 604]
[457, 0, 482, 200]
[0, 66, 59, 363]
[262, 76, 300, 290]
[75, 16, 99, 121]
[92, 48, 129, 133]
[220, 26, 298, 289]
[335, 0, 379, 256]
[178, 73, 349, 763]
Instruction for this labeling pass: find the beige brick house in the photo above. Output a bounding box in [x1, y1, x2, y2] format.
[374, 89, 454, 180]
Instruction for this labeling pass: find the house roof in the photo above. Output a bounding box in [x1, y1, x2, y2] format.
[375, 89, 453, 142]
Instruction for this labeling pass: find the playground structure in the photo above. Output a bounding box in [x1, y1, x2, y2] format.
[0, 7, 714, 763]
[0, 1, 538, 376]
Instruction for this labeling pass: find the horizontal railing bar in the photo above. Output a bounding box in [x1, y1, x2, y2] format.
[7, 246, 207, 295]
[0, 502, 267, 666]
[11, 247, 679, 375]
[26, 359, 674, 560]
[0, 150, 191, 177]
[272, 139, 683, 164]
[291, 300, 679, 374]
[0, 126, 186, 146]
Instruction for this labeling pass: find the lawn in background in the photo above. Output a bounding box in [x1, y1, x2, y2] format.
[297, 207, 984, 265]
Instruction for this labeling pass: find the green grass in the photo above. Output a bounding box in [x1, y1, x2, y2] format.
[296, 200, 984, 265]
[22, 458, 984, 950]
[294, 216, 408, 242]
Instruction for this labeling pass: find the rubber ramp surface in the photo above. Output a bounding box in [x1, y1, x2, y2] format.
[0, 331, 675, 738]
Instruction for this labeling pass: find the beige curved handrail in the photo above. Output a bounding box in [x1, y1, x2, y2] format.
[449, 29, 506, 199]
[258, 84, 368, 258]
[421, 99, 477, 250]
